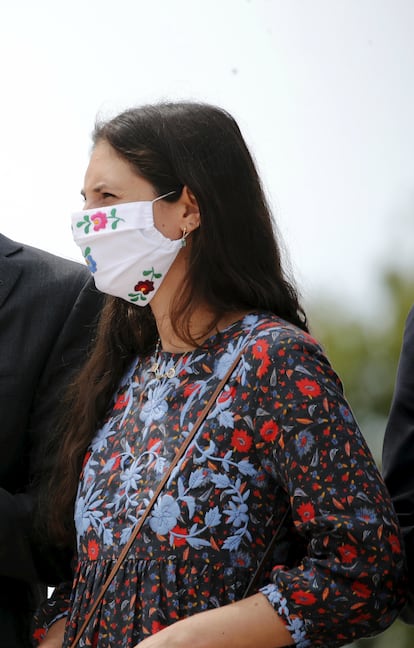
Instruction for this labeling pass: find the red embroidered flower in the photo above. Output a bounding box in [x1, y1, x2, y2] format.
[259, 420, 279, 442]
[388, 533, 401, 554]
[297, 501, 316, 523]
[91, 211, 108, 231]
[291, 590, 317, 605]
[87, 539, 100, 560]
[114, 393, 129, 410]
[252, 339, 269, 359]
[296, 378, 322, 398]
[352, 580, 371, 598]
[231, 428, 253, 452]
[338, 543, 358, 563]
[134, 280, 154, 295]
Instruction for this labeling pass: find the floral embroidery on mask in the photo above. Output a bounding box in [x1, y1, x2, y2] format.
[83, 247, 97, 273]
[128, 267, 162, 303]
[76, 207, 125, 234]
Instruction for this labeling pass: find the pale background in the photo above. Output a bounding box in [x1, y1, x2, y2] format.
[1, 0, 413, 317]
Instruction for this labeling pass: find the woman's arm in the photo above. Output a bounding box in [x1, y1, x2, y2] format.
[135, 593, 293, 648]
[37, 618, 66, 648]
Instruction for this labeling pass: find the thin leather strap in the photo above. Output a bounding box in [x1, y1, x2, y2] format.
[69, 343, 248, 648]
[242, 505, 290, 598]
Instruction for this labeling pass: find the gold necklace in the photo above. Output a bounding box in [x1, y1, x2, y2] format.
[149, 338, 184, 380]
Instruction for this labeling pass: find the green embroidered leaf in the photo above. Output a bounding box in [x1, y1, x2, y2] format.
[84, 246, 91, 256]
[154, 273, 162, 279]
[142, 270, 151, 276]
[110, 208, 117, 217]
[111, 222, 117, 230]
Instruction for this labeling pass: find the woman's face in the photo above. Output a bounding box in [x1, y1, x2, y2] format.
[81, 139, 185, 241]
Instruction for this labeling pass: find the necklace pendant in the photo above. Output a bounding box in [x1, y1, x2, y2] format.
[150, 361, 159, 375]
[166, 366, 176, 379]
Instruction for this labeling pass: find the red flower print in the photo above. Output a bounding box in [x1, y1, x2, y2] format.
[82, 450, 91, 468]
[252, 338, 269, 359]
[297, 501, 316, 523]
[91, 211, 108, 231]
[338, 543, 358, 564]
[388, 533, 401, 554]
[147, 436, 162, 450]
[87, 539, 99, 560]
[259, 420, 279, 442]
[151, 621, 167, 634]
[257, 354, 271, 378]
[231, 428, 253, 452]
[33, 628, 46, 643]
[108, 452, 121, 471]
[352, 580, 371, 599]
[296, 378, 322, 398]
[217, 385, 236, 405]
[170, 525, 188, 547]
[114, 393, 129, 410]
[134, 280, 154, 295]
[291, 590, 317, 605]
[184, 383, 201, 398]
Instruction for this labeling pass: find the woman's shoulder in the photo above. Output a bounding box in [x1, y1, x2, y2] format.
[241, 312, 342, 391]
[242, 312, 322, 353]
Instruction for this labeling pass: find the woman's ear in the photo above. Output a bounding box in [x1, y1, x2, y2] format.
[181, 186, 200, 232]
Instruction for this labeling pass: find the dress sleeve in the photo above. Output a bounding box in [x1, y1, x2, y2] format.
[32, 579, 72, 645]
[251, 331, 407, 647]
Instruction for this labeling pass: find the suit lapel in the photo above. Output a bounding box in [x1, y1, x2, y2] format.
[0, 235, 24, 308]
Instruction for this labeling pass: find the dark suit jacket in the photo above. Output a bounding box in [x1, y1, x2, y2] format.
[0, 234, 103, 647]
[383, 305, 414, 621]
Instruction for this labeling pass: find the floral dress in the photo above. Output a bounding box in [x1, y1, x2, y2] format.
[34, 313, 406, 647]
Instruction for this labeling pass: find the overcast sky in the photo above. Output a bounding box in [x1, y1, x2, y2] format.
[1, 0, 413, 316]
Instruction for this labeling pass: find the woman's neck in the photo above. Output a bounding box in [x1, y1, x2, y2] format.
[148, 250, 250, 352]
[150, 304, 250, 353]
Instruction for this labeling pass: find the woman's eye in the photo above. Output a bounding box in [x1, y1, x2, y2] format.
[102, 192, 115, 199]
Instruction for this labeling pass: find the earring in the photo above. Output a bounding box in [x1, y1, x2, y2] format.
[181, 227, 188, 248]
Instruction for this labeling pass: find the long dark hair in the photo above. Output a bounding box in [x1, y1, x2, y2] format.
[48, 101, 308, 544]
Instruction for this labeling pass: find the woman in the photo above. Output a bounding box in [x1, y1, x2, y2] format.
[35, 102, 406, 648]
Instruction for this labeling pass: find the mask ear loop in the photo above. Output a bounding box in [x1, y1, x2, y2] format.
[152, 190, 176, 203]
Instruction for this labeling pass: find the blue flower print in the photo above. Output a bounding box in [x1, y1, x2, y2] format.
[83, 246, 97, 273]
[223, 499, 249, 527]
[75, 483, 104, 537]
[140, 385, 170, 427]
[339, 403, 354, 423]
[355, 506, 378, 525]
[295, 430, 315, 457]
[86, 254, 97, 273]
[149, 494, 180, 535]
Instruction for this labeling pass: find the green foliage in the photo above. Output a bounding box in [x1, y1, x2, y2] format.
[308, 267, 414, 648]
[309, 269, 414, 464]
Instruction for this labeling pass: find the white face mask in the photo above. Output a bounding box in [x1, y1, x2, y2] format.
[71, 193, 183, 305]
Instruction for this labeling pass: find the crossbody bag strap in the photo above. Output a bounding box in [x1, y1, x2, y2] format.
[69, 342, 249, 648]
[242, 505, 290, 598]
